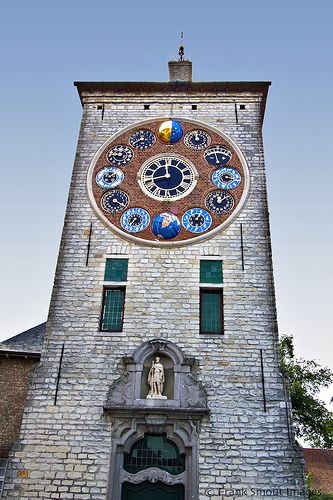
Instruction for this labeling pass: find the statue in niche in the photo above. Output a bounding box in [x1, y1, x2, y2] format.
[147, 357, 167, 399]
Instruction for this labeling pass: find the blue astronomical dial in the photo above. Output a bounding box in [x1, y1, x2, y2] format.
[96, 166, 124, 189]
[107, 145, 134, 166]
[182, 208, 212, 233]
[120, 207, 150, 233]
[212, 167, 241, 190]
[101, 190, 129, 214]
[204, 145, 232, 167]
[129, 129, 155, 151]
[184, 130, 211, 150]
[205, 191, 234, 216]
[140, 155, 196, 201]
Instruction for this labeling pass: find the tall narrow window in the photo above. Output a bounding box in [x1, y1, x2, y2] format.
[100, 258, 128, 332]
[199, 260, 224, 334]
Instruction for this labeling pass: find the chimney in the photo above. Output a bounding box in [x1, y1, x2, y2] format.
[168, 60, 192, 82]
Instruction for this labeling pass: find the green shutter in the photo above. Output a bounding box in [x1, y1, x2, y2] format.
[201, 290, 223, 334]
[104, 259, 128, 282]
[200, 260, 223, 284]
[101, 288, 125, 331]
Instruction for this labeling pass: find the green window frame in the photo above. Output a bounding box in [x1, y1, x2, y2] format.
[100, 287, 126, 332]
[200, 288, 224, 335]
[200, 259, 223, 284]
[104, 258, 128, 282]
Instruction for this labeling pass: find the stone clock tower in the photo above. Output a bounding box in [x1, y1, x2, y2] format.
[3, 60, 305, 499]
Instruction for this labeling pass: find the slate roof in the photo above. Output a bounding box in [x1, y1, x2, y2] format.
[304, 448, 333, 493]
[0, 322, 46, 356]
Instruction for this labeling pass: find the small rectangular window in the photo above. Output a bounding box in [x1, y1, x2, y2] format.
[192, 104, 197, 110]
[144, 104, 150, 110]
[200, 260, 223, 284]
[200, 289, 223, 334]
[100, 287, 125, 331]
[240, 104, 246, 110]
[104, 258, 128, 282]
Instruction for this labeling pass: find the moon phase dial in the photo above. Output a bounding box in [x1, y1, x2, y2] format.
[204, 145, 232, 167]
[101, 190, 129, 214]
[184, 130, 211, 150]
[205, 191, 235, 216]
[130, 129, 155, 151]
[212, 167, 241, 190]
[107, 145, 134, 166]
[88, 118, 249, 246]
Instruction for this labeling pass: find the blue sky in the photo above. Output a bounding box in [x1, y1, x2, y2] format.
[0, 0, 332, 378]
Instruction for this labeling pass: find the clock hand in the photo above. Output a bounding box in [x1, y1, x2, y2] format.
[217, 196, 223, 203]
[153, 173, 171, 180]
[112, 198, 126, 207]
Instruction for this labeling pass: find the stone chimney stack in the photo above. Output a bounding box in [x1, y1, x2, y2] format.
[168, 60, 192, 82]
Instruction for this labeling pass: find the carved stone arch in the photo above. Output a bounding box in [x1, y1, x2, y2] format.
[104, 339, 209, 500]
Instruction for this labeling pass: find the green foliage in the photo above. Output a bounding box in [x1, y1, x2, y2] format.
[279, 335, 333, 448]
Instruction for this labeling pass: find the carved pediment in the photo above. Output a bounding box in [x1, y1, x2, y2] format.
[122, 467, 185, 485]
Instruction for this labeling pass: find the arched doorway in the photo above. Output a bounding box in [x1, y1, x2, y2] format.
[121, 434, 185, 500]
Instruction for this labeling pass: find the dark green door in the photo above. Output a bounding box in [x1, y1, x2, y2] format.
[122, 481, 184, 500]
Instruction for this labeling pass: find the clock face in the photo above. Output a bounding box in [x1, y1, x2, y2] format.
[182, 208, 212, 233]
[88, 118, 249, 246]
[101, 190, 129, 214]
[204, 145, 232, 167]
[184, 130, 211, 150]
[130, 129, 155, 151]
[212, 167, 241, 190]
[96, 167, 124, 189]
[107, 145, 134, 166]
[139, 155, 197, 201]
[205, 191, 234, 215]
[120, 208, 150, 233]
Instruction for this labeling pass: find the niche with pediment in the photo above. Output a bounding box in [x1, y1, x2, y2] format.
[104, 338, 208, 413]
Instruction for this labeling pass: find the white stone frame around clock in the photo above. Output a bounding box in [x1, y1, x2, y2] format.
[87, 117, 250, 248]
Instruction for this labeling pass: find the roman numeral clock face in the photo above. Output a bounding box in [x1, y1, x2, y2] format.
[87, 119, 250, 246]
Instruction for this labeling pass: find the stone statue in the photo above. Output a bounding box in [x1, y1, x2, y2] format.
[147, 357, 167, 399]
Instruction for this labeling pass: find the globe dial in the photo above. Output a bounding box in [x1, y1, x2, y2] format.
[107, 145, 134, 166]
[139, 155, 196, 201]
[184, 130, 211, 150]
[130, 129, 155, 151]
[205, 191, 234, 216]
[204, 145, 232, 167]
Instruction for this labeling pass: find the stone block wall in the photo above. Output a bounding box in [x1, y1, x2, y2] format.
[2, 86, 305, 499]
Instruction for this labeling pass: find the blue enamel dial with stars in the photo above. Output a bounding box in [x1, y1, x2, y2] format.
[101, 190, 129, 214]
[204, 145, 232, 167]
[182, 208, 212, 233]
[120, 207, 150, 233]
[96, 166, 124, 189]
[107, 145, 134, 166]
[212, 167, 241, 190]
[184, 130, 211, 150]
[130, 129, 155, 151]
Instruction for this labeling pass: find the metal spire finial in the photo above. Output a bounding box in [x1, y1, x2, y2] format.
[178, 32, 185, 61]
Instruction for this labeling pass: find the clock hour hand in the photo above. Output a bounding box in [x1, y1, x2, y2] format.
[112, 198, 126, 207]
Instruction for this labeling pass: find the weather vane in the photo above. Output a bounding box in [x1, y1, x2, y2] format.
[179, 32, 185, 61]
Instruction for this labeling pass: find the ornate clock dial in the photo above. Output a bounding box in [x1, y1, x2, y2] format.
[129, 129, 155, 151]
[212, 167, 241, 190]
[101, 190, 129, 214]
[184, 130, 211, 150]
[182, 208, 212, 233]
[88, 118, 249, 246]
[205, 191, 234, 215]
[96, 166, 124, 189]
[204, 145, 232, 167]
[139, 155, 196, 201]
[120, 207, 150, 233]
[107, 145, 134, 166]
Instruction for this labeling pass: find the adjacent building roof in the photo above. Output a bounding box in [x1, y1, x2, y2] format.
[304, 448, 333, 493]
[0, 323, 46, 357]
